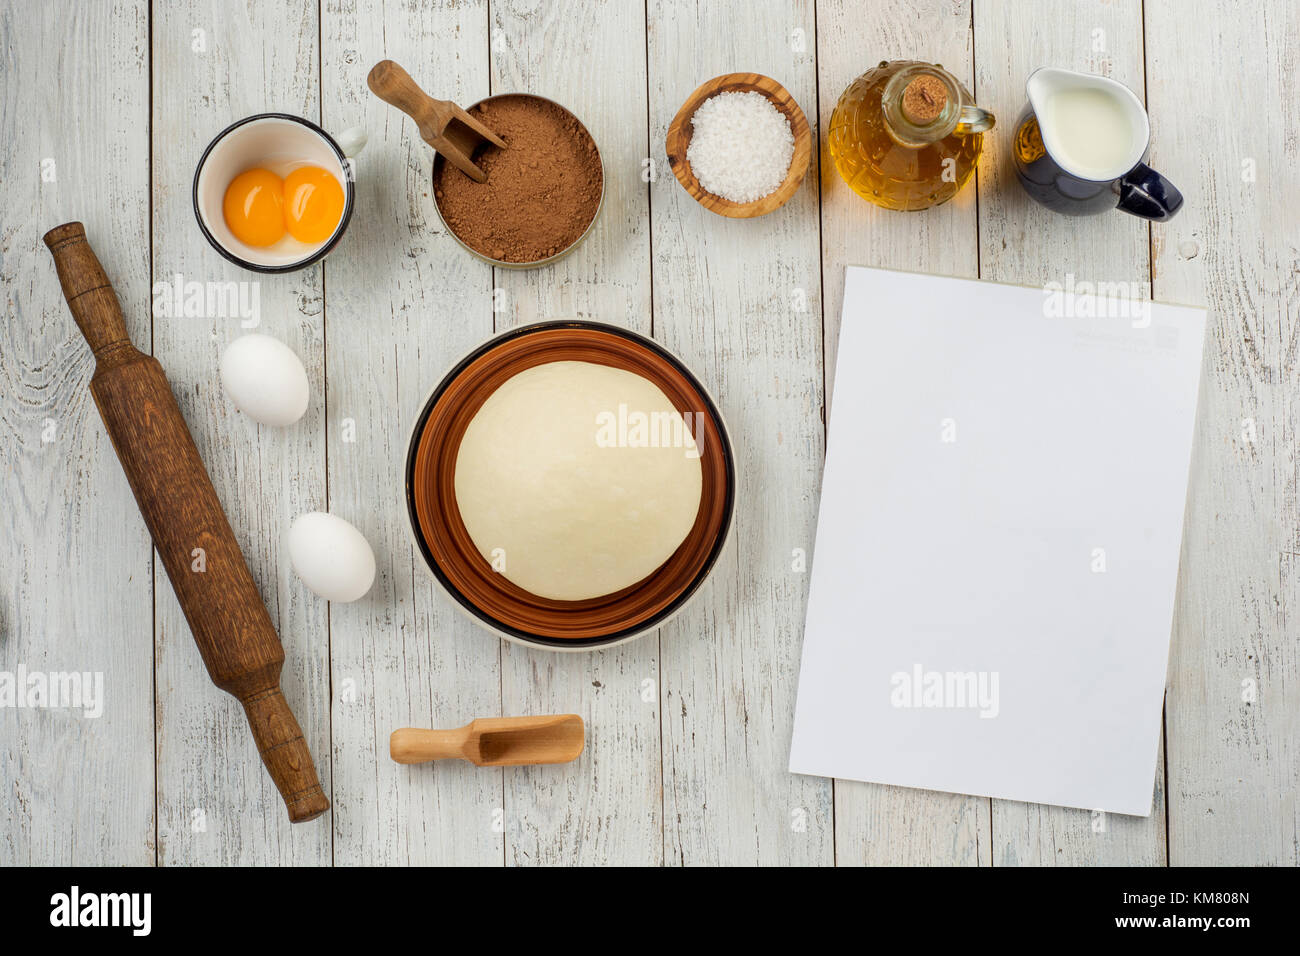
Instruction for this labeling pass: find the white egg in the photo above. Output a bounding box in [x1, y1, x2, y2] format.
[288, 512, 376, 603]
[220, 333, 310, 426]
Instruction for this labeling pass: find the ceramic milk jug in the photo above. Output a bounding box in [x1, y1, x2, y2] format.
[1013, 67, 1183, 220]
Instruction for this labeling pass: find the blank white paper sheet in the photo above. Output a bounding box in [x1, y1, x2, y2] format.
[789, 267, 1206, 815]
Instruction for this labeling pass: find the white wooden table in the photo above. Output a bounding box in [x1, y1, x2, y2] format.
[2, 0, 1295, 866]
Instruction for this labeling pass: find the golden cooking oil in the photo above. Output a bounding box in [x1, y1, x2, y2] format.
[828, 60, 994, 211]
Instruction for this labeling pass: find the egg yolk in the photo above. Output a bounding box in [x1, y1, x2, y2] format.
[283, 166, 345, 243]
[222, 168, 286, 247]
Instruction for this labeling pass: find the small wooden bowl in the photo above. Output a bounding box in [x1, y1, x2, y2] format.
[405, 322, 736, 651]
[665, 72, 812, 218]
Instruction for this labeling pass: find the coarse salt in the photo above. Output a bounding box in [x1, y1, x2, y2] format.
[687, 90, 795, 204]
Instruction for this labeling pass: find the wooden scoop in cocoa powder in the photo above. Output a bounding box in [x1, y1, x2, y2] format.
[367, 59, 506, 183]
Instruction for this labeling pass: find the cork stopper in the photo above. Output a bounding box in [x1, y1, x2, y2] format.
[901, 74, 948, 124]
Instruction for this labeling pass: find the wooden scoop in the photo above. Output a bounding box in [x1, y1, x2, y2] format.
[390, 715, 584, 766]
[367, 59, 506, 183]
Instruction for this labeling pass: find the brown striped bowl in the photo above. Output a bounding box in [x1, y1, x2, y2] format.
[405, 321, 735, 651]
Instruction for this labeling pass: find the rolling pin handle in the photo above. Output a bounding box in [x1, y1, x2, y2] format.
[241, 687, 331, 823]
[43, 222, 133, 361]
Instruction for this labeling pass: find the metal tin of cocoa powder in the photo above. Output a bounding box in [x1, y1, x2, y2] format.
[430, 93, 605, 270]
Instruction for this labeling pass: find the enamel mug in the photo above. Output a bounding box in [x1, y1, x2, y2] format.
[1013, 68, 1183, 221]
[193, 113, 367, 273]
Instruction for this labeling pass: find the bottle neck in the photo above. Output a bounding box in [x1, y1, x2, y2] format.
[882, 65, 962, 147]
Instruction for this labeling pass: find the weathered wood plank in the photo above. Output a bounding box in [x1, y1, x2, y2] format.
[0, 0, 155, 866]
[648, 0, 833, 865]
[322, 0, 505, 865]
[151, 0, 331, 864]
[488, 0, 663, 866]
[817, 0, 992, 867]
[974, 0, 1167, 866]
[1145, 0, 1300, 865]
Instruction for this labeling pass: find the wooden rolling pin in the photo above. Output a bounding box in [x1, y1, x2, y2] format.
[44, 222, 329, 824]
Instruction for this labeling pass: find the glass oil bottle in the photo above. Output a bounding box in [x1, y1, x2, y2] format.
[828, 60, 994, 211]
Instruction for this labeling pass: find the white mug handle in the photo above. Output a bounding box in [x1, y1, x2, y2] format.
[334, 126, 368, 158]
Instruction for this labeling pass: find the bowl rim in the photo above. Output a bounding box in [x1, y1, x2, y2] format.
[429, 92, 605, 270]
[403, 319, 736, 652]
[665, 72, 813, 219]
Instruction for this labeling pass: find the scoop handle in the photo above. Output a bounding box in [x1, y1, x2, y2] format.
[367, 60, 450, 136]
[43, 222, 133, 362]
[390, 727, 469, 764]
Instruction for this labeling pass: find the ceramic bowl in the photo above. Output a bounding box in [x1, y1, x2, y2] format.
[405, 321, 735, 651]
[193, 113, 366, 273]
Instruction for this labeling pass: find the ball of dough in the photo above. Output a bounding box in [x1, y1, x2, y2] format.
[454, 361, 704, 601]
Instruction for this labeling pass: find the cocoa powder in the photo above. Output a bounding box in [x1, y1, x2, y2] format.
[433, 95, 602, 263]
